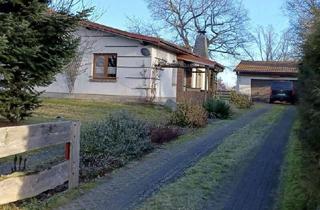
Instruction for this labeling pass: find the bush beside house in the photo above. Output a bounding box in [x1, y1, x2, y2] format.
[203, 98, 232, 119]
[79, 103, 210, 180]
[230, 91, 252, 109]
[150, 126, 182, 144]
[170, 103, 208, 128]
[80, 111, 153, 179]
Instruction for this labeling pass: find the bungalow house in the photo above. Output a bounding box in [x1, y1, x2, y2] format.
[235, 61, 299, 102]
[38, 21, 224, 104]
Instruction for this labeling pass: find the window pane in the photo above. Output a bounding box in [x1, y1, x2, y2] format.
[108, 55, 117, 67]
[108, 67, 117, 76]
[108, 54, 117, 77]
[95, 55, 105, 78]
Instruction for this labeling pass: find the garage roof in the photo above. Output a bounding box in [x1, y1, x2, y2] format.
[235, 61, 299, 75]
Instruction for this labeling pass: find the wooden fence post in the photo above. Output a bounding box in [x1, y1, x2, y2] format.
[68, 121, 80, 189]
[204, 66, 209, 101]
[0, 121, 80, 205]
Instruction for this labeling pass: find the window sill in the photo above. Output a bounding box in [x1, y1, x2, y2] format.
[90, 78, 117, 83]
[186, 88, 202, 92]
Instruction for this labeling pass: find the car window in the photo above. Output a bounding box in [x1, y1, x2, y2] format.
[271, 81, 292, 90]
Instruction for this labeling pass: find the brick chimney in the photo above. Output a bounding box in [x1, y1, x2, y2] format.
[193, 30, 209, 58]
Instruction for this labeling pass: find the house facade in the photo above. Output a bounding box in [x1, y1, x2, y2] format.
[235, 61, 299, 102]
[38, 21, 224, 104]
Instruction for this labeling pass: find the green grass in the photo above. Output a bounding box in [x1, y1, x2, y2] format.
[276, 121, 320, 210]
[0, 98, 172, 127]
[139, 105, 285, 210]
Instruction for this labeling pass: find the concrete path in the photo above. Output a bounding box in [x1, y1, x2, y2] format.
[59, 106, 271, 210]
[216, 106, 296, 210]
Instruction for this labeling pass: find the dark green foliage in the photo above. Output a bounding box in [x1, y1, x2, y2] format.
[80, 111, 153, 179]
[296, 15, 320, 209]
[170, 103, 208, 128]
[203, 98, 232, 119]
[299, 15, 320, 151]
[0, 1, 89, 122]
[230, 91, 252, 109]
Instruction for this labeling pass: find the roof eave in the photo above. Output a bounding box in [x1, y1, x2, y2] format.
[235, 70, 298, 76]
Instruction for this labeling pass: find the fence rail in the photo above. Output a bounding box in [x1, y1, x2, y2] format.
[217, 90, 232, 101]
[0, 121, 80, 205]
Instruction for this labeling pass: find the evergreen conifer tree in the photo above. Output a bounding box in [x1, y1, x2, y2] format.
[0, 0, 88, 122]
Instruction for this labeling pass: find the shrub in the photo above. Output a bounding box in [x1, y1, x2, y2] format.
[203, 98, 232, 119]
[230, 91, 252, 109]
[299, 15, 320, 152]
[170, 103, 208, 128]
[80, 111, 153, 179]
[151, 126, 182, 144]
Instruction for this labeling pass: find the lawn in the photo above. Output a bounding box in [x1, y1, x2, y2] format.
[0, 98, 172, 127]
[138, 105, 285, 210]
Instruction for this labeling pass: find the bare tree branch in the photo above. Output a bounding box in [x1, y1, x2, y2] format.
[126, 16, 162, 37]
[63, 37, 96, 93]
[284, 0, 320, 56]
[128, 0, 250, 57]
[241, 25, 294, 61]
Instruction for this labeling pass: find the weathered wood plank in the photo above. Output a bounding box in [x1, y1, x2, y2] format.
[0, 161, 68, 205]
[0, 121, 73, 158]
[68, 122, 80, 189]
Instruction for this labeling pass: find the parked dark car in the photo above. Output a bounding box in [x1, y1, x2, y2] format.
[269, 81, 296, 104]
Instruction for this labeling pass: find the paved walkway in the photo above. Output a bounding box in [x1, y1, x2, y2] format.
[59, 106, 271, 210]
[208, 106, 296, 210]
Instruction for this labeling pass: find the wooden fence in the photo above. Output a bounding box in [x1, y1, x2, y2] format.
[217, 90, 232, 101]
[0, 121, 80, 205]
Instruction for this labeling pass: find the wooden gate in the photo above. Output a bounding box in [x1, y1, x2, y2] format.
[217, 90, 231, 101]
[0, 121, 80, 205]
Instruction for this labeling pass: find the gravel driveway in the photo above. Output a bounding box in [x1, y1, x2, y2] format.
[204, 106, 297, 210]
[59, 106, 271, 210]
[221, 106, 296, 210]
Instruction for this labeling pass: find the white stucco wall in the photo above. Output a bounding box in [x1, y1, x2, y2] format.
[236, 75, 298, 97]
[38, 27, 177, 101]
[150, 47, 177, 102]
[236, 76, 252, 96]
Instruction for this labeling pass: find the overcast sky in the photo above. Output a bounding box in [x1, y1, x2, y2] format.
[91, 0, 290, 87]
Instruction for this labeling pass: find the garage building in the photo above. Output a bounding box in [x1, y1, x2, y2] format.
[235, 61, 299, 102]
